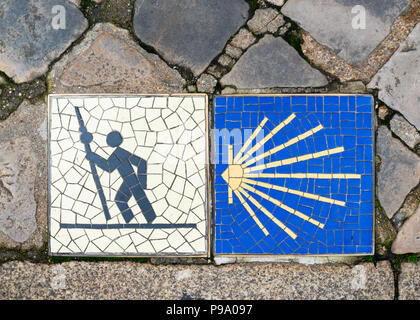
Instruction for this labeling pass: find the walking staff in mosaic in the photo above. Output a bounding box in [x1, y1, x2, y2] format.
[75, 107, 157, 223]
[75, 107, 111, 221]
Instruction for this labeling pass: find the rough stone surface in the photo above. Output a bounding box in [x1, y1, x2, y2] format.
[378, 105, 390, 121]
[197, 73, 217, 93]
[369, 24, 420, 131]
[221, 87, 237, 95]
[0, 100, 47, 249]
[375, 205, 397, 256]
[266, 0, 284, 6]
[225, 44, 243, 59]
[218, 54, 234, 67]
[133, 0, 249, 76]
[0, 0, 88, 83]
[82, 0, 135, 30]
[247, 8, 285, 34]
[377, 126, 420, 219]
[186, 85, 197, 93]
[0, 77, 47, 120]
[230, 28, 257, 50]
[338, 81, 367, 93]
[68, 0, 81, 7]
[392, 188, 420, 230]
[278, 22, 291, 36]
[282, 0, 410, 67]
[399, 262, 420, 300]
[0, 137, 36, 243]
[390, 114, 420, 149]
[206, 64, 223, 79]
[0, 261, 394, 299]
[392, 206, 420, 254]
[49, 23, 185, 94]
[221, 35, 328, 89]
[300, 1, 420, 83]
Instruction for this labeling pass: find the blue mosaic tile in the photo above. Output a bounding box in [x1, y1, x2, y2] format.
[213, 95, 374, 256]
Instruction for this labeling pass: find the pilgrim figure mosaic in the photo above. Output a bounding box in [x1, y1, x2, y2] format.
[49, 95, 209, 256]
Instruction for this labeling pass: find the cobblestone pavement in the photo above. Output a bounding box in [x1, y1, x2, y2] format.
[0, 0, 419, 299]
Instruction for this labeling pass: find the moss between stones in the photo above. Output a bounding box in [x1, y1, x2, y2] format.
[0, 71, 10, 85]
[282, 19, 304, 57]
[406, 254, 420, 263]
[364, 256, 375, 263]
[0, 242, 49, 264]
[80, 0, 97, 13]
[0, 76, 47, 120]
[375, 197, 397, 257]
[245, 0, 260, 12]
[392, 253, 420, 271]
[80, 0, 136, 30]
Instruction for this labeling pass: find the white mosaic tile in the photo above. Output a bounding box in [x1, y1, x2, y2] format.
[48, 95, 209, 256]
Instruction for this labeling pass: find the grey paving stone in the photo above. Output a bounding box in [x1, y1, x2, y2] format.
[282, 0, 410, 67]
[206, 64, 223, 79]
[0, 138, 36, 243]
[0, 0, 88, 83]
[218, 54, 234, 67]
[247, 8, 285, 35]
[225, 44, 243, 59]
[390, 114, 420, 149]
[230, 28, 257, 50]
[221, 35, 328, 89]
[392, 189, 420, 231]
[68, 0, 80, 7]
[133, 0, 249, 76]
[392, 206, 420, 254]
[378, 105, 390, 121]
[0, 261, 394, 299]
[368, 23, 420, 131]
[399, 262, 420, 300]
[49, 23, 185, 94]
[197, 73, 217, 93]
[221, 87, 237, 95]
[377, 126, 420, 219]
[338, 81, 367, 94]
[0, 100, 47, 249]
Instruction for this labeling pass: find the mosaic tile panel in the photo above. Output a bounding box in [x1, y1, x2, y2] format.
[214, 95, 374, 256]
[48, 95, 209, 256]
